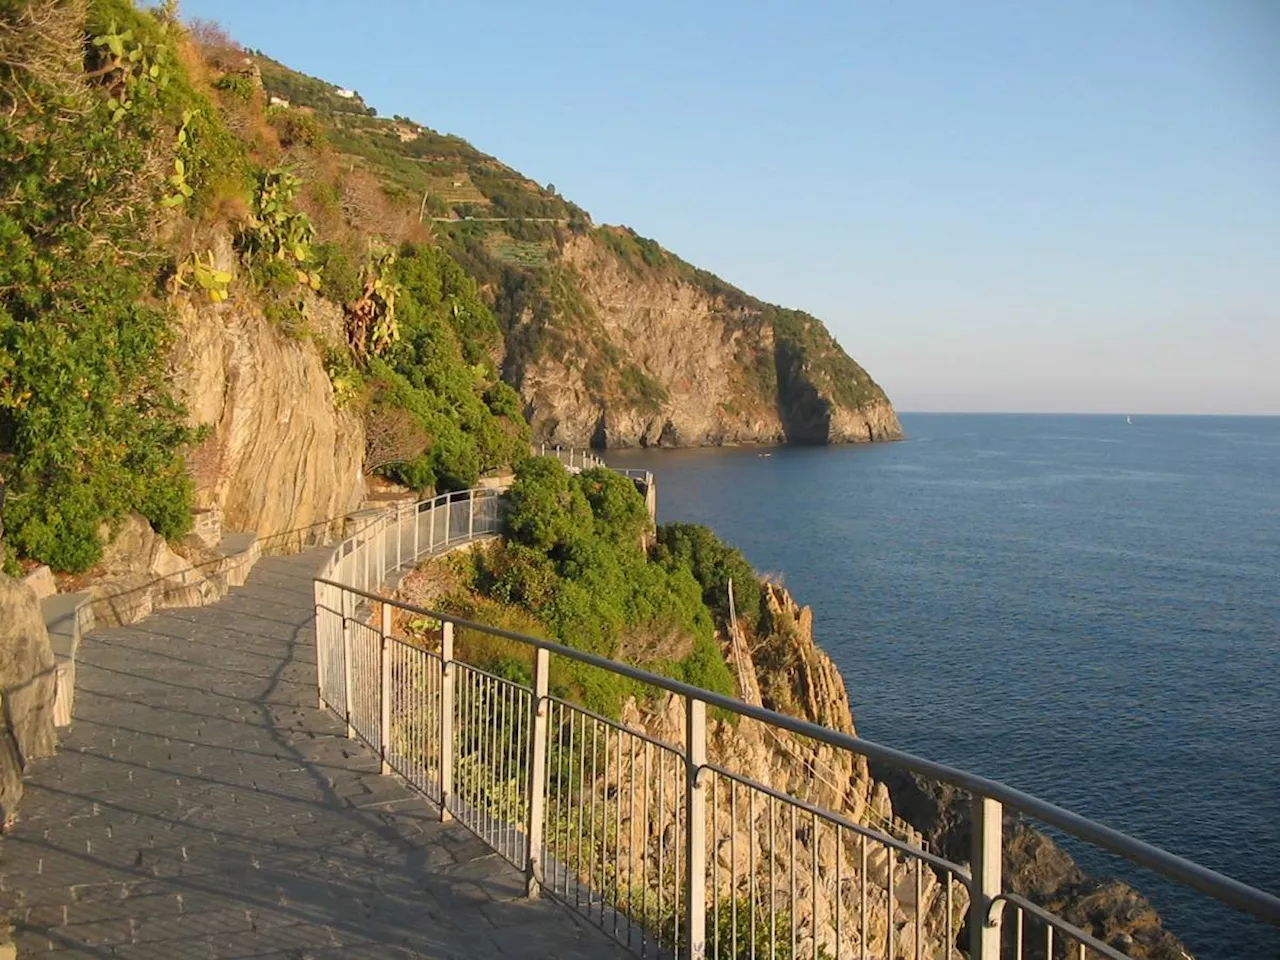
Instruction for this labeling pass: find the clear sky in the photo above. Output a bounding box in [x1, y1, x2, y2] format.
[178, 0, 1279, 415]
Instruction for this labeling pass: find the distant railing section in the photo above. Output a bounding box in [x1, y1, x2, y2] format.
[312, 481, 1280, 960]
[539, 442, 606, 472]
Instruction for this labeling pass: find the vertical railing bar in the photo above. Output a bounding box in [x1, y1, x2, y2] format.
[731, 780, 739, 960]
[971, 796, 1004, 960]
[501, 677, 511, 856]
[439, 621, 454, 822]
[342, 592, 354, 740]
[812, 809, 819, 960]
[769, 796, 777, 960]
[576, 709, 587, 912]
[491, 674, 501, 850]
[947, 871, 955, 960]
[379, 602, 392, 775]
[887, 846, 895, 960]
[790, 803, 796, 960]
[684, 697, 707, 960]
[1015, 906, 1023, 960]
[627, 732, 638, 948]
[658, 745, 666, 951]
[589, 716, 600, 924]
[712, 771, 720, 960]
[613, 725, 622, 941]
[835, 823, 842, 959]
[493, 674, 503, 853]
[641, 739, 651, 960]
[915, 856, 923, 960]
[750, 787, 757, 960]
[859, 834, 867, 960]
[675, 745, 681, 956]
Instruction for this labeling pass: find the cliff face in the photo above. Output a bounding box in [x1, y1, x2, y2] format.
[0, 576, 57, 825]
[78, 231, 365, 625]
[876, 770, 1191, 959]
[170, 232, 366, 541]
[612, 581, 961, 960]
[506, 233, 903, 449]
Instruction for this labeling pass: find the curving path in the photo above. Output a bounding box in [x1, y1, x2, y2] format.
[0, 548, 629, 959]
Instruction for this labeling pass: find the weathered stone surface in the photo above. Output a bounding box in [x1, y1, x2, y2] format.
[170, 230, 365, 542]
[0, 550, 629, 960]
[512, 233, 903, 448]
[18, 566, 55, 601]
[86, 514, 221, 628]
[0, 575, 57, 825]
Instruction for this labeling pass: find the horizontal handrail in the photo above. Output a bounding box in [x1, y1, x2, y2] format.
[991, 892, 1130, 960]
[317, 573, 1280, 927]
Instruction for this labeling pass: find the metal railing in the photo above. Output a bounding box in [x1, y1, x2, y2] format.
[312, 486, 1280, 960]
[540, 442, 607, 472]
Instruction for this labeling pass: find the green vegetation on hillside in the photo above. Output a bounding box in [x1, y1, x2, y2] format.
[440, 458, 735, 716]
[367, 245, 529, 492]
[0, 1, 534, 571]
[0, 0, 244, 571]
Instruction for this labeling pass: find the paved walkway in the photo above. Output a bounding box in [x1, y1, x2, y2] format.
[0, 550, 629, 959]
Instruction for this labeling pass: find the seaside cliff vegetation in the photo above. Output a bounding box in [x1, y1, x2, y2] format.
[0, 0, 898, 574]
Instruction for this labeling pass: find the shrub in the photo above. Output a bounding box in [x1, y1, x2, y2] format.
[480, 458, 735, 715]
[269, 108, 326, 148]
[313, 240, 362, 305]
[503, 457, 591, 553]
[656, 523, 762, 631]
[0, 0, 220, 570]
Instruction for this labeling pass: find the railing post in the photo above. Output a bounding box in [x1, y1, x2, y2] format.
[342, 589, 354, 740]
[377, 518, 386, 586]
[413, 502, 420, 560]
[685, 696, 707, 960]
[970, 795, 1003, 960]
[314, 580, 327, 710]
[396, 505, 403, 572]
[468, 489, 475, 539]
[380, 602, 392, 775]
[525, 647, 550, 897]
[429, 500, 436, 552]
[443, 493, 451, 545]
[439, 620, 455, 822]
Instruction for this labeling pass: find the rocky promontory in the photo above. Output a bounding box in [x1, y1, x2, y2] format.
[507, 232, 903, 449]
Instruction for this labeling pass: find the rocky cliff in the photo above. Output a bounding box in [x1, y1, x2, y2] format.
[169, 230, 365, 540]
[504, 232, 903, 449]
[874, 769, 1192, 959]
[625, 580, 959, 959]
[0, 576, 57, 825]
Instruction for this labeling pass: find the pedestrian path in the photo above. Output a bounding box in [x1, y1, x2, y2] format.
[0, 549, 629, 959]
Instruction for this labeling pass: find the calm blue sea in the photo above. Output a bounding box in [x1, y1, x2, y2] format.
[608, 414, 1280, 960]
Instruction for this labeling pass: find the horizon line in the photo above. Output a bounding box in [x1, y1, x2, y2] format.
[896, 410, 1279, 418]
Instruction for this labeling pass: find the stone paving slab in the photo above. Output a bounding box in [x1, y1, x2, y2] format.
[1, 550, 630, 959]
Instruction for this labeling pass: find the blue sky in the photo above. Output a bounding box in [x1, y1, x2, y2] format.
[179, 0, 1279, 414]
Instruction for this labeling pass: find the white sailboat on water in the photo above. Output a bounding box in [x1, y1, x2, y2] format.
[1126, 415, 1133, 425]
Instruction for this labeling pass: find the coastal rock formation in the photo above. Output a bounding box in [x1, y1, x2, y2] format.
[508, 233, 902, 449]
[169, 231, 365, 541]
[875, 768, 1192, 959]
[609, 581, 962, 959]
[0, 576, 58, 825]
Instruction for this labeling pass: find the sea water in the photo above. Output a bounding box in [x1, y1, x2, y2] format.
[607, 413, 1280, 959]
